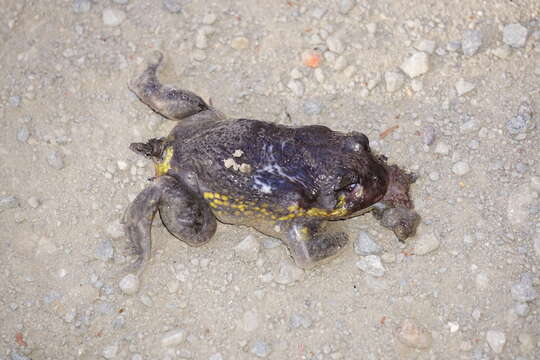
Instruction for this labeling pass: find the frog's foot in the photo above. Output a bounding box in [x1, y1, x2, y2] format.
[123, 175, 216, 275]
[129, 50, 209, 121]
[285, 221, 349, 269]
[158, 177, 216, 247]
[372, 203, 420, 241]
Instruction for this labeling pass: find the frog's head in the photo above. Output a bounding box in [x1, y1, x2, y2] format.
[316, 132, 389, 218]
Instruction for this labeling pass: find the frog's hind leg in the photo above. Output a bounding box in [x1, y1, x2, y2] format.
[284, 221, 349, 269]
[129, 51, 209, 121]
[157, 177, 217, 247]
[123, 175, 216, 275]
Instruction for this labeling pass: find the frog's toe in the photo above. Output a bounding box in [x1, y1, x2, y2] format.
[380, 207, 420, 241]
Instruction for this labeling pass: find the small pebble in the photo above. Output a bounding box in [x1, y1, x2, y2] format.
[366, 23, 377, 35]
[0, 195, 19, 212]
[289, 313, 312, 329]
[234, 235, 260, 262]
[506, 102, 533, 135]
[17, 127, 30, 143]
[423, 125, 436, 145]
[106, 219, 125, 239]
[446, 41, 461, 52]
[356, 255, 385, 277]
[486, 330, 506, 354]
[102, 345, 118, 359]
[203, 13, 217, 25]
[113, 0, 129, 4]
[209, 353, 223, 360]
[10, 352, 31, 360]
[161, 328, 186, 347]
[303, 99, 324, 116]
[518, 333, 536, 354]
[462, 29, 482, 56]
[428, 172, 439, 181]
[414, 39, 436, 54]
[384, 71, 405, 92]
[163, 0, 182, 13]
[455, 79, 475, 96]
[434, 142, 450, 155]
[251, 340, 271, 358]
[511, 273, 538, 302]
[338, 0, 356, 15]
[395, 318, 432, 349]
[9, 95, 21, 107]
[514, 302, 529, 317]
[47, 151, 65, 170]
[95, 239, 114, 262]
[413, 228, 440, 255]
[287, 80, 304, 97]
[353, 231, 383, 255]
[73, 0, 91, 13]
[452, 161, 470, 176]
[492, 45, 511, 59]
[119, 274, 139, 295]
[327, 36, 344, 54]
[231, 36, 250, 50]
[400, 52, 429, 78]
[102, 8, 126, 26]
[274, 261, 304, 284]
[533, 234, 540, 258]
[503, 23, 528, 48]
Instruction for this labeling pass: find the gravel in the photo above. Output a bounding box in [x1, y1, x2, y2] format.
[231, 36, 250, 50]
[395, 319, 432, 349]
[95, 239, 114, 262]
[242, 309, 259, 332]
[119, 274, 139, 295]
[455, 78, 475, 96]
[338, 0, 356, 15]
[511, 273, 538, 302]
[102, 8, 126, 26]
[506, 101, 533, 135]
[161, 328, 186, 347]
[503, 23, 528, 48]
[356, 255, 385, 277]
[163, 0, 182, 13]
[452, 161, 470, 176]
[251, 340, 271, 358]
[289, 313, 313, 329]
[486, 330, 506, 354]
[462, 29, 482, 56]
[414, 39, 436, 54]
[234, 235, 260, 262]
[400, 52, 429, 78]
[0, 195, 19, 212]
[102, 345, 118, 359]
[47, 151, 65, 170]
[274, 261, 304, 284]
[413, 229, 440, 255]
[16, 127, 30, 142]
[303, 99, 324, 115]
[353, 231, 383, 255]
[327, 36, 344, 54]
[384, 71, 405, 92]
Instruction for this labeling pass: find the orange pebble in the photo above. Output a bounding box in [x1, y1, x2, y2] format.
[302, 52, 321, 68]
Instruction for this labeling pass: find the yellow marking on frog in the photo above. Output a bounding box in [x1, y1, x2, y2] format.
[203, 192, 214, 199]
[155, 146, 174, 176]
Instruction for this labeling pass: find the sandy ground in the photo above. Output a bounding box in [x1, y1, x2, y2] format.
[1, 0, 539, 359]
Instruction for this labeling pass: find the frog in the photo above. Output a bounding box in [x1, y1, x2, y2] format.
[123, 51, 420, 274]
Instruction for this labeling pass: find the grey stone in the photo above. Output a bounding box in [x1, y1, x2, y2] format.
[515, 302, 529, 317]
[106, 219, 124, 239]
[503, 23, 528, 48]
[9, 95, 21, 107]
[303, 100, 324, 116]
[289, 313, 313, 329]
[0, 195, 19, 212]
[287, 80, 304, 97]
[452, 161, 470, 176]
[113, 0, 129, 4]
[274, 261, 304, 284]
[252, 340, 271, 358]
[95, 239, 114, 262]
[486, 330, 506, 354]
[385, 71, 405, 92]
[102, 345, 118, 359]
[163, 0, 182, 13]
[413, 228, 440, 255]
[73, 0, 91, 13]
[534, 233, 540, 258]
[327, 36, 344, 54]
[511, 274, 538, 302]
[338, 0, 356, 14]
[462, 29, 482, 56]
[423, 125, 436, 145]
[400, 52, 429, 78]
[356, 255, 385, 277]
[414, 39, 436, 54]
[507, 102, 533, 135]
[493, 45, 512, 59]
[17, 127, 30, 142]
[209, 353, 223, 360]
[242, 309, 259, 332]
[10, 352, 32, 360]
[102, 8, 126, 26]
[446, 41, 461, 52]
[354, 231, 383, 255]
[47, 151, 65, 170]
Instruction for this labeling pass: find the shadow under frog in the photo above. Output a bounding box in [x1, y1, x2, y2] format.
[123, 51, 420, 274]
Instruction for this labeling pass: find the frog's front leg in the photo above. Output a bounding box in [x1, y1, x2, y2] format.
[123, 175, 216, 274]
[284, 220, 349, 269]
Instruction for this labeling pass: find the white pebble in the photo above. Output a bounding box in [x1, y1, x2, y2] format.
[338, 0, 356, 15]
[119, 274, 139, 295]
[400, 52, 429, 78]
[231, 36, 250, 50]
[486, 330, 506, 354]
[356, 255, 385, 277]
[161, 328, 186, 347]
[27, 197, 41, 209]
[503, 23, 528, 48]
[452, 161, 470, 176]
[455, 79, 475, 96]
[384, 71, 405, 92]
[354, 231, 382, 255]
[102, 8, 126, 27]
[47, 151, 65, 170]
[287, 80, 304, 97]
[395, 319, 432, 349]
[414, 39, 436, 54]
[274, 261, 304, 284]
[102, 345, 118, 359]
[234, 235, 260, 262]
[242, 309, 259, 332]
[434, 142, 450, 155]
[327, 36, 344, 54]
[413, 228, 440, 255]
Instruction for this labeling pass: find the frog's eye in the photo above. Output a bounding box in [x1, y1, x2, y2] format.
[336, 173, 358, 192]
[344, 183, 358, 192]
